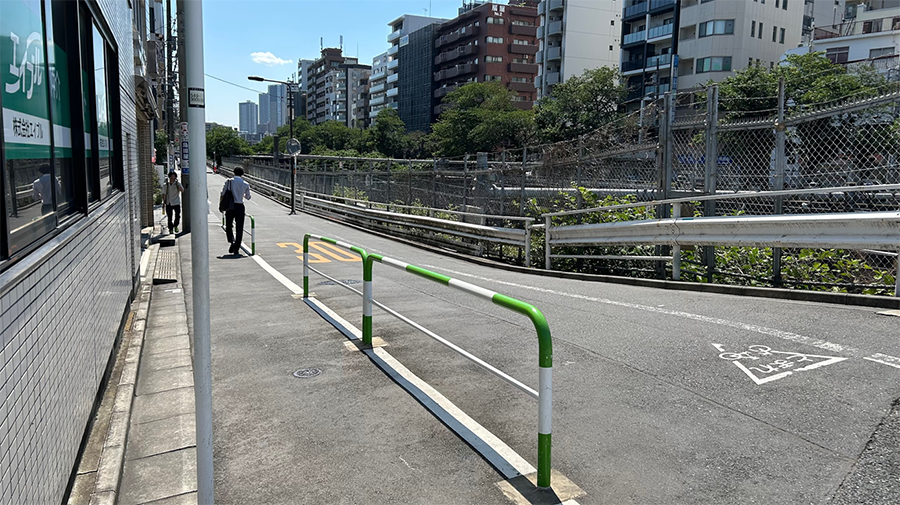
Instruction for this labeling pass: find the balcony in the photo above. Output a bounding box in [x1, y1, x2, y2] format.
[387, 73, 399, 83]
[370, 71, 386, 81]
[509, 62, 538, 73]
[434, 84, 457, 99]
[510, 24, 537, 36]
[369, 82, 386, 94]
[369, 95, 385, 106]
[435, 26, 480, 49]
[623, 29, 647, 45]
[548, 0, 564, 12]
[388, 45, 399, 56]
[644, 83, 670, 95]
[386, 87, 398, 97]
[434, 44, 476, 65]
[546, 20, 563, 36]
[621, 59, 645, 72]
[509, 81, 535, 92]
[387, 59, 399, 69]
[645, 53, 672, 68]
[509, 43, 538, 55]
[535, 74, 542, 88]
[649, 0, 675, 13]
[647, 23, 673, 40]
[545, 71, 560, 85]
[388, 29, 404, 42]
[536, 25, 544, 38]
[623, 1, 648, 20]
[545, 46, 561, 61]
[434, 63, 478, 81]
[536, 50, 543, 63]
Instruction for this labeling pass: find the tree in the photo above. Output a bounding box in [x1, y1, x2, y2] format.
[534, 67, 626, 143]
[205, 126, 249, 162]
[154, 130, 168, 162]
[370, 108, 408, 158]
[430, 82, 535, 156]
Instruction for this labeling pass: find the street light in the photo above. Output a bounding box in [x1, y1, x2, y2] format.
[248, 75, 298, 214]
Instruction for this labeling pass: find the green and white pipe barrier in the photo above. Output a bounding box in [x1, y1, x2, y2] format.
[301, 234, 554, 488]
[302, 234, 372, 344]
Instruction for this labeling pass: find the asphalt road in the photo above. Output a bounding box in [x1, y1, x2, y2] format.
[194, 171, 900, 504]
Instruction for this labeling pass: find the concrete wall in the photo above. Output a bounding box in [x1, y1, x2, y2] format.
[561, 0, 622, 80]
[0, 0, 140, 501]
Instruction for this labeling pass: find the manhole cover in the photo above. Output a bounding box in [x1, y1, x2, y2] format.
[293, 368, 322, 379]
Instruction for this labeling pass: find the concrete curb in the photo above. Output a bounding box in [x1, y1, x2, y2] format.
[80, 244, 158, 505]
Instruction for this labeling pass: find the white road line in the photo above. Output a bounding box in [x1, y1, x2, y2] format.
[863, 353, 900, 369]
[243, 248, 303, 295]
[423, 265, 862, 356]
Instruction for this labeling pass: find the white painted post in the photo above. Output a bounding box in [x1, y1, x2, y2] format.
[183, 1, 214, 502]
[672, 202, 681, 281]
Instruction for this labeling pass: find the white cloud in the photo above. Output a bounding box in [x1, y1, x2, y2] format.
[250, 51, 293, 66]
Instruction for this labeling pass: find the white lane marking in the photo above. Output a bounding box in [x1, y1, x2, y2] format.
[425, 265, 861, 356]
[863, 353, 900, 369]
[243, 248, 303, 295]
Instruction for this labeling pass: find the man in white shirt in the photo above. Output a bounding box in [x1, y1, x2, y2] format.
[223, 166, 252, 255]
[163, 171, 184, 233]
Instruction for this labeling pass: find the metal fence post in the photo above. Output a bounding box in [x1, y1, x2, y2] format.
[408, 160, 413, 206]
[704, 85, 719, 283]
[773, 77, 786, 287]
[500, 150, 507, 216]
[657, 93, 675, 279]
[463, 154, 469, 210]
[520, 147, 527, 217]
[576, 136, 584, 212]
[432, 158, 438, 211]
[672, 203, 681, 280]
[544, 215, 552, 270]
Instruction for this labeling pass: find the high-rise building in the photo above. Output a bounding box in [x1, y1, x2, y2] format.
[399, 23, 440, 131]
[368, 52, 390, 119]
[619, 0, 804, 105]
[238, 100, 258, 134]
[434, 1, 540, 122]
[381, 14, 449, 122]
[305, 48, 359, 125]
[267, 83, 286, 130]
[258, 92, 270, 133]
[320, 63, 372, 126]
[535, 0, 621, 98]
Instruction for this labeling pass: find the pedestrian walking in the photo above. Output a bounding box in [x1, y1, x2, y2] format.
[163, 171, 184, 233]
[223, 166, 251, 255]
[32, 163, 61, 216]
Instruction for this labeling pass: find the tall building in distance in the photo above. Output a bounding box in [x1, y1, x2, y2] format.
[368, 52, 390, 120]
[238, 100, 258, 134]
[267, 83, 287, 131]
[321, 63, 372, 126]
[382, 14, 449, 123]
[258, 91, 270, 133]
[536, 0, 622, 98]
[434, 1, 540, 121]
[306, 48, 358, 125]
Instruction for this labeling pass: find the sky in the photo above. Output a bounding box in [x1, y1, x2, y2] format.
[201, 0, 469, 127]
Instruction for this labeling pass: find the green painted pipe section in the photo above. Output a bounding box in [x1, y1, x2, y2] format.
[321, 236, 338, 245]
[537, 433, 552, 488]
[491, 294, 553, 369]
[405, 264, 452, 285]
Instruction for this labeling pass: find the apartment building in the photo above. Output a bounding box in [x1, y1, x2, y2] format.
[352, 71, 372, 128]
[620, 0, 803, 105]
[321, 63, 372, 126]
[788, 0, 899, 80]
[433, 1, 540, 119]
[380, 14, 449, 122]
[368, 52, 390, 119]
[305, 48, 358, 125]
[239, 100, 258, 134]
[535, 0, 622, 97]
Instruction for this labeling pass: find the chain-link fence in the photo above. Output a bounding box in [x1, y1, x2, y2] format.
[225, 83, 900, 295]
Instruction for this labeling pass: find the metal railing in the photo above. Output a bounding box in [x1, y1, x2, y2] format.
[542, 184, 900, 295]
[301, 234, 554, 488]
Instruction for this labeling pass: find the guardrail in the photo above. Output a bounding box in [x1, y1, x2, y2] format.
[221, 213, 256, 255]
[542, 184, 900, 295]
[301, 234, 554, 488]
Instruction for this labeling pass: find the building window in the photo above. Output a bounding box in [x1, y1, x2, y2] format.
[751, 20, 755, 38]
[486, 36, 503, 44]
[487, 17, 504, 24]
[772, 25, 777, 42]
[775, 0, 779, 7]
[699, 19, 735, 37]
[512, 39, 530, 45]
[511, 57, 531, 64]
[758, 23, 763, 39]
[484, 75, 502, 82]
[696, 56, 732, 73]
[779, 27, 785, 43]
[513, 95, 529, 102]
[485, 55, 503, 63]
[870, 47, 895, 58]
[825, 46, 849, 64]
[511, 76, 530, 83]
[783, 0, 788, 9]
[512, 20, 534, 26]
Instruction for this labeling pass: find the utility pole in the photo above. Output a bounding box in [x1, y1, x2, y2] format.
[183, 1, 214, 502]
[177, 0, 190, 232]
[166, 0, 174, 141]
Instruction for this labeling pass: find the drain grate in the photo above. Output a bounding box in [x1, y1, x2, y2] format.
[293, 368, 322, 379]
[153, 249, 178, 285]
